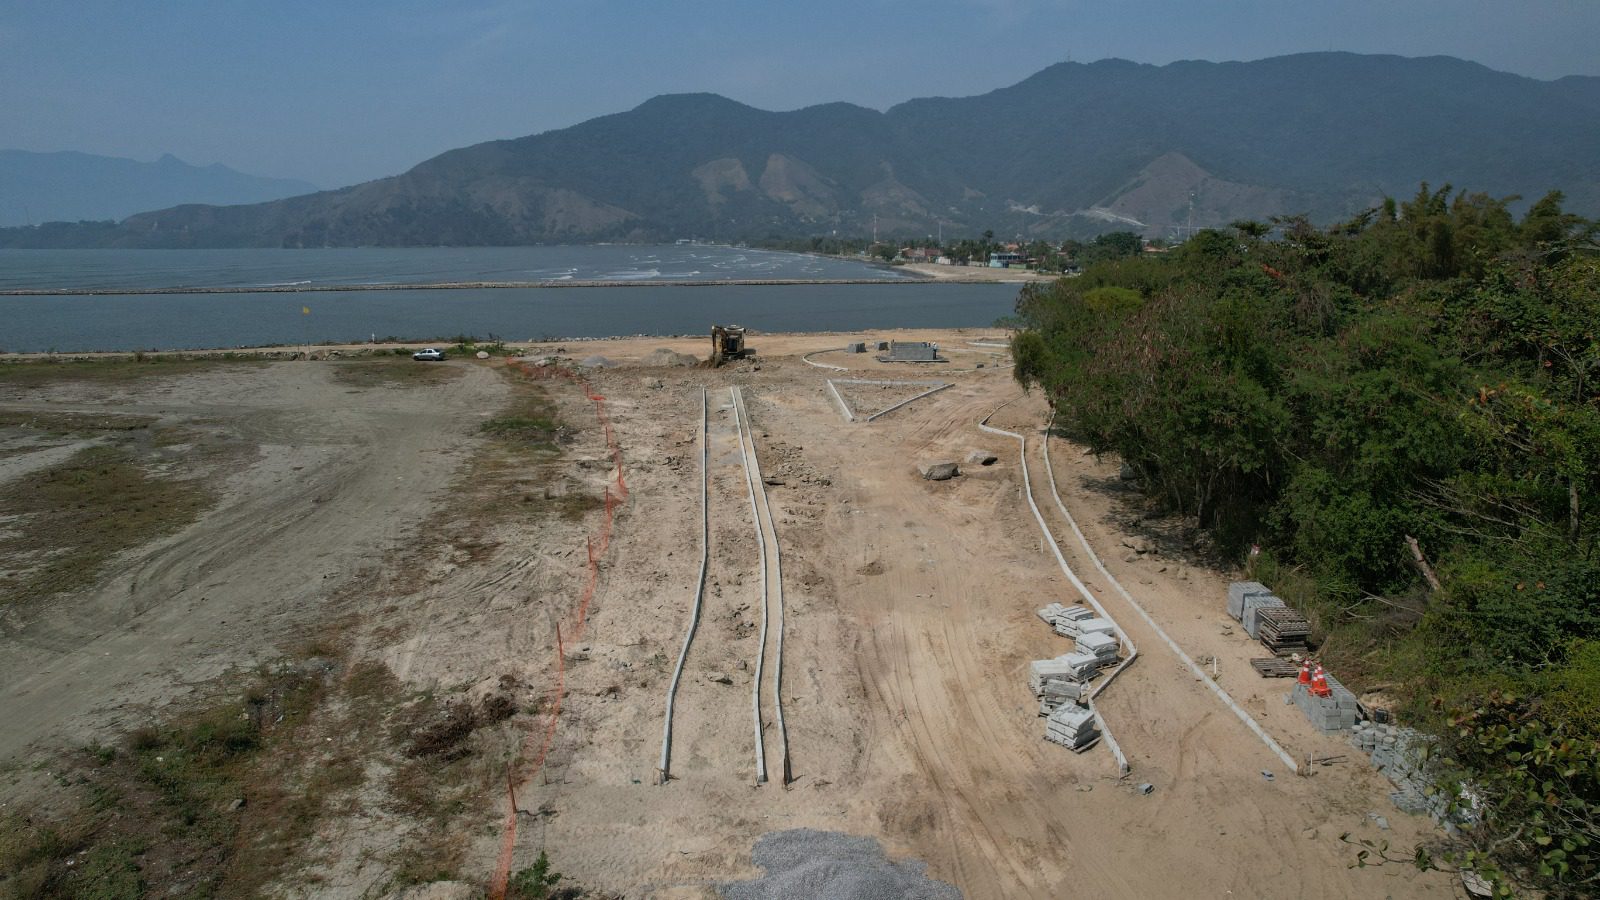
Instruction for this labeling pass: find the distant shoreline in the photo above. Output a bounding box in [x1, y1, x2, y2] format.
[1, 271, 1050, 297]
[0, 276, 935, 296]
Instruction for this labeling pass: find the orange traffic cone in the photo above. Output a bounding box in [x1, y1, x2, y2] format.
[1297, 660, 1311, 686]
[1311, 664, 1332, 698]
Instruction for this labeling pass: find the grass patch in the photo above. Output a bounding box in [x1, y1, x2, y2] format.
[331, 356, 464, 388]
[481, 413, 560, 448]
[0, 355, 266, 388]
[0, 410, 156, 435]
[0, 647, 536, 898]
[0, 445, 211, 607]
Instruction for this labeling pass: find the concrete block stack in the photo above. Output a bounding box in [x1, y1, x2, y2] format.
[1036, 602, 1068, 626]
[1228, 581, 1274, 620]
[1075, 631, 1119, 663]
[1057, 614, 1113, 640]
[1242, 594, 1287, 639]
[1292, 674, 1358, 732]
[1037, 679, 1084, 716]
[1057, 651, 1108, 679]
[1044, 704, 1100, 751]
[1028, 658, 1079, 695]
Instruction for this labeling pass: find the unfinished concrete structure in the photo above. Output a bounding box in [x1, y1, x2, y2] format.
[711, 324, 749, 365]
[878, 340, 941, 363]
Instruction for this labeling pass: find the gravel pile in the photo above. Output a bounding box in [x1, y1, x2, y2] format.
[721, 829, 961, 900]
[641, 347, 700, 367]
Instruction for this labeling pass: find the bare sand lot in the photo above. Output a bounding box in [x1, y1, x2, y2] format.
[0, 331, 1450, 898]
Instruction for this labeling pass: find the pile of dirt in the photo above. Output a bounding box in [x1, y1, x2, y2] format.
[721, 830, 959, 900]
[641, 347, 700, 367]
[577, 355, 617, 368]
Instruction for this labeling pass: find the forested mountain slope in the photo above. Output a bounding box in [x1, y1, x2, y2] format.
[4, 53, 1597, 247]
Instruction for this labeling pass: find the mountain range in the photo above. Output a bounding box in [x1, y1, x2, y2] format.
[0, 151, 316, 229]
[3, 52, 1597, 248]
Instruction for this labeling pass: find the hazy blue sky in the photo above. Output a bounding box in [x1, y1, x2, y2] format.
[4, 1, 1596, 188]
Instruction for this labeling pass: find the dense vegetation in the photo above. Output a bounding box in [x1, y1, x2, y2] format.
[1012, 185, 1599, 895]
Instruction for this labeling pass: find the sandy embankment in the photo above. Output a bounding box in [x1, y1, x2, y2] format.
[896, 261, 1056, 282]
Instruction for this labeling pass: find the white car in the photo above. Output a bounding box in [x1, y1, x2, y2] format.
[412, 348, 444, 361]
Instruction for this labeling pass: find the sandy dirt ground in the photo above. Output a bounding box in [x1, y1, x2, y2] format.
[0, 362, 507, 760]
[1, 329, 1453, 898]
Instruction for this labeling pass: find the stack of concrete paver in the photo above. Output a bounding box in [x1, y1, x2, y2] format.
[1057, 614, 1113, 640]
[1242, 594, 1288, 639]
[1037, 679, 1085, 716]
[1058, 652, 1108, 680]
[1350, 723, 1462, 827]
[1228, 581, 1274, 621]
[1292, 673, 1358, 732]
[1044, 704, 1100, 751]
[1036, 602, 1069, 626]
[1075, 631, 1119, 663]
[1028, 657, 1079, 695]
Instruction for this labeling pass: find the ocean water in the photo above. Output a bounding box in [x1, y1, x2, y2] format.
[0, 245, 911, 291]
[0, 247, 1020, 352]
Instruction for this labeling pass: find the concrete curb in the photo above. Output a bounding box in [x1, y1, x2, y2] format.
[1039, 422, 1300, 775]
[657, 388, 709, 783]
[978, 403, 1134, 775]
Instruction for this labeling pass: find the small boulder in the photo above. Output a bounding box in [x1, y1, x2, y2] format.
[1119, 462, 1138, 481]
[918, 461, 960, 481]
[708, 672, 733, 685]
[475, 350, 490, 360]
[966, 450, 998, 466]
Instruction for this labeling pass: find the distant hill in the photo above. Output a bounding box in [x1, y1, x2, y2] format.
[3, 52, 1597, 247]
[0, 150, 316, 228]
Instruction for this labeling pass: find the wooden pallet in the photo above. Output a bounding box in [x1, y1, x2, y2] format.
[1250, 658, 1301, 677]
[1258, 606, 1312, 656]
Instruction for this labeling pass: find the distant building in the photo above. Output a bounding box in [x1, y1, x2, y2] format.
[988, 252, 1024, 268]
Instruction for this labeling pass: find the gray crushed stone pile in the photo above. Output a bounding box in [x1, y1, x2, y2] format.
[720, 829, 961, 900]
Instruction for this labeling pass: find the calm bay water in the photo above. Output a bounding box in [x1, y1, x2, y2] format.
[0, 247, 1019, 353]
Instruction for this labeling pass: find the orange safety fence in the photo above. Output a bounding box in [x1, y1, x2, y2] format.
[488, 359, 628, 899]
